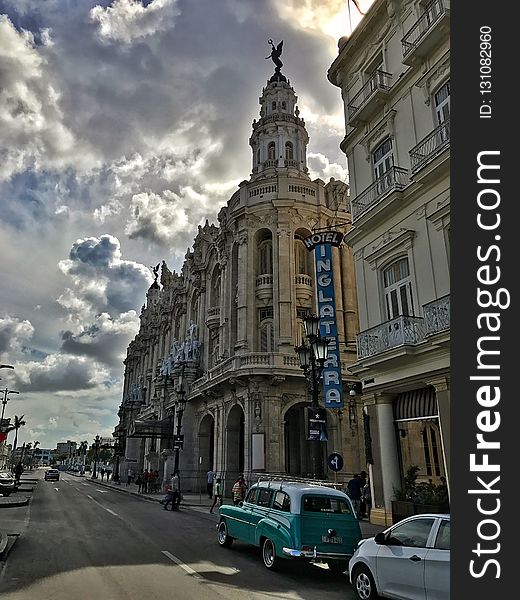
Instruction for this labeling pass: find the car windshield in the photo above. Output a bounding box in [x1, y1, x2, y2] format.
[302, 496, 352, 514]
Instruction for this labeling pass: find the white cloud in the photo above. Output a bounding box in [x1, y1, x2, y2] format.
[0, 16, 84, 181]
[90, 0, 181, 44]
[0, 315, 35, 356]
[308, 152, 348, 183]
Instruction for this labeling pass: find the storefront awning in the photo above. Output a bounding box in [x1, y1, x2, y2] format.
[394, 386, 438, 421]
[128, 417, 173, 438]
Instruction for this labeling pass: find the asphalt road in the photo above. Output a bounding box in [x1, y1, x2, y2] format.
[0, 470, 357, 600]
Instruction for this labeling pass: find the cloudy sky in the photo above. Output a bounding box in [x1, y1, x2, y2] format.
[0, 0, 370, 451]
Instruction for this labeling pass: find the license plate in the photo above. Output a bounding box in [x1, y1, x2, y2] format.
[321, 535, 343, 544]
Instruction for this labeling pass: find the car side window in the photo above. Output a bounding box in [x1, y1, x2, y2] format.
[272, 491, 291, 512]
[245, 488, 257, 504]
[386, 518, 435, 548]
[303, 496, 352, 514]
[256, 488, 273, 507]
[434, 520, 451, 550]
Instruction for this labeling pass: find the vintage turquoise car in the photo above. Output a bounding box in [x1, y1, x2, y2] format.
[217, 480, 362, 572]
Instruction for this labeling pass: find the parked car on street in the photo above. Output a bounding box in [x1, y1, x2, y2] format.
[44, 468, 60, 481]
[217, 480, 362, 572]
[0, 471, 16, 496]
[348, 513, 450, 600]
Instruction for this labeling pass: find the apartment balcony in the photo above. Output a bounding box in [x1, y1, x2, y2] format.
[347, 70, 392, 127]
[284, 159, 299, 168]
[402, 0, 450, 65]
[410, 120, 450, 179]
[256, 274, 273, 303]
[295, 274, 313, 303]
[357, 315, 426, 360]
[351, 166, 410, 222]
[423, 294, 450, 336]
[205, 306, 221, 329]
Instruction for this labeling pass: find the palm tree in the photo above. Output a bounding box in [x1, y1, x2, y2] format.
[8, 414, 26, 465]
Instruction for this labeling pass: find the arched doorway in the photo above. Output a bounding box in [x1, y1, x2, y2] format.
[226, 404, 245, 490]
[198, 414, 215, 477]
[284, 402, 326, 478]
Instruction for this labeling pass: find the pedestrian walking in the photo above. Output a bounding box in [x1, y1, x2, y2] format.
[152, 470, 160, 493]
[231, 476, 247, 505]
[100, 467, 105, 482]
[136, 472, 143, 493]
[358, 470, 368, 518]
[162, 471, 180, 510]
[14, 462, 24, 485]
[209, 477, 223, 513]
[126, 468, 133, 486]
[206, 468, 215, 499]
[347, 474, 363, 519]
[362, 480, 372, 521]
[142, 469, 149, 493]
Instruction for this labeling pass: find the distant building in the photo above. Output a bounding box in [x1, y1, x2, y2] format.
[0, 443, 12, 470]
[55, 440, 77, 462]
[328, 0, 450, 524]
[33, 448, 53, 466]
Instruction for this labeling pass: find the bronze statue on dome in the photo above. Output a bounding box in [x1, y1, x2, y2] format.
[266, 39, 283, 70]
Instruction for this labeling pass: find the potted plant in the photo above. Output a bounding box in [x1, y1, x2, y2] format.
[392, 465, 449, 524]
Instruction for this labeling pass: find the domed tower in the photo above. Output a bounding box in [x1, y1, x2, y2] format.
[250, 61, 310, 180]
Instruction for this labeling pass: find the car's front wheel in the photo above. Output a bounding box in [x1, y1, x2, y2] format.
[2, 491, 11, 497]
[352, 565, 379, 600]
[261, 538, 280, 570]
[217, 520, 233, 548]
[327, 559, 348, 574]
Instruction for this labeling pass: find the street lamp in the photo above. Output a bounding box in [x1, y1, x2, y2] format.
[0, 365, 14, 370]
[173, 386, 187, 474]
[92, 435, 101, 479]
[295, 314, 330, 479]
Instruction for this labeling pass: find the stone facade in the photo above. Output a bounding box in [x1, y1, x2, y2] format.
[328, 0, 450, 524]
[115, 66, 366, 494]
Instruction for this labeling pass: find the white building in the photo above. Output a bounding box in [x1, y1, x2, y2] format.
[328, 0, 450, 524]
[115, 58, 367, 493]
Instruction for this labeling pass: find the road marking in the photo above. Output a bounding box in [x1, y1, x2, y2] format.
[96, 489, 108, 493]
[161, 551, 202, 579]
[87, 495, 94, 500]
[54, 488, 59, 491]
[82, 483, 88, 486]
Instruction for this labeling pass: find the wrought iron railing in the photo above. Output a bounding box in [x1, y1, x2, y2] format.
[357, 315, 426, 359]
[410, 120, 450, 173]
[351, 166, 409, 220]
[402, 0, 449, 57]
[423, 294, 450, 335]
[347, 70, 392, 119]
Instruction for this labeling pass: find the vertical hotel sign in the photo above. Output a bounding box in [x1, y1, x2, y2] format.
[304, 231, 344, 409]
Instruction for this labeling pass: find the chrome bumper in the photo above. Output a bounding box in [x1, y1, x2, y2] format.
[282, 547, 351, 560]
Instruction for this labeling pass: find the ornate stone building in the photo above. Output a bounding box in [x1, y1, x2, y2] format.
[114, 61, 365, 493]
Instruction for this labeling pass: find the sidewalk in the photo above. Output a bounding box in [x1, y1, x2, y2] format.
[76, 474, 385, 537]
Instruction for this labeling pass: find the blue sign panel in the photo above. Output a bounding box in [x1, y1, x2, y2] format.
[328, 452, 344, 472]
[314, 243, 344, 408]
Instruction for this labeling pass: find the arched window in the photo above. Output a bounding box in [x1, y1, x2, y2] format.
[294, 238, 311, 275]
[258, 240, 273, 275]
[271, 101, 276, 111]
[383, 257, 414, 319]
[268, 142, 276, 160]
[285, 142, 294, 160]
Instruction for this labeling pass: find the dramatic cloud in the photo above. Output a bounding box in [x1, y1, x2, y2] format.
[0, 315, 35, 356]
[307, 152, 348, 183]
[90, 0, 181, 44]
[58, 234, 153, 324]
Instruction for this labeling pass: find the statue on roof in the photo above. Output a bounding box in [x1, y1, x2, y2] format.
[266, 39, 283, 70]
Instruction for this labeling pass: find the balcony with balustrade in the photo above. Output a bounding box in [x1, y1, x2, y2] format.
[402, 0, 450, 65]
[423, 294, 450, 336]
[409, 120, 450, 180]
[351, 166, 410, 223]
[255, 274, 274, 303]
[294, 274, 313, 303]
[205, 306, 221, 329]
[347, 70, 392, 127]
[357, 315, 427, 360]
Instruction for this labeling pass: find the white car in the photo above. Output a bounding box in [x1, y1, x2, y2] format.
[348, 513, 450, 600]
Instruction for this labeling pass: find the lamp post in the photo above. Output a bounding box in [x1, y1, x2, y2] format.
[1, 388, 20, 425]
[295, 314, 330, 479]
[173, 385, 187, 474]
[92, 435, 100, 479]
[0, 389, 20, 468]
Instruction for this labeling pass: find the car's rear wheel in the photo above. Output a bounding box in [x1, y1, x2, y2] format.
[217, 520, 233, 548]
[2, 491, 11, 497]
[327, 559, 348, 574]
[261, 538, 280, 570]
[352, 565, 379, 600]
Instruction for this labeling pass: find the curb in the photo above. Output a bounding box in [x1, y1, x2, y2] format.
[0, 496, 29, 508]
[0, 531, 7, 555]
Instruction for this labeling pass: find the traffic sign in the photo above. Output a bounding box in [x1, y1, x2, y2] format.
[327, 452, 343, 472]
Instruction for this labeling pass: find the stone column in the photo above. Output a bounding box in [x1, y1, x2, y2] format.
[275, 215, 294, 350]
[427, 376, 451, 492]
[332, 246, 346, 346]
[235, 232, 248, 352]
[375, 395, 401, 522]
[340, 244, 359, 350]
[161, 449, 176, 487]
